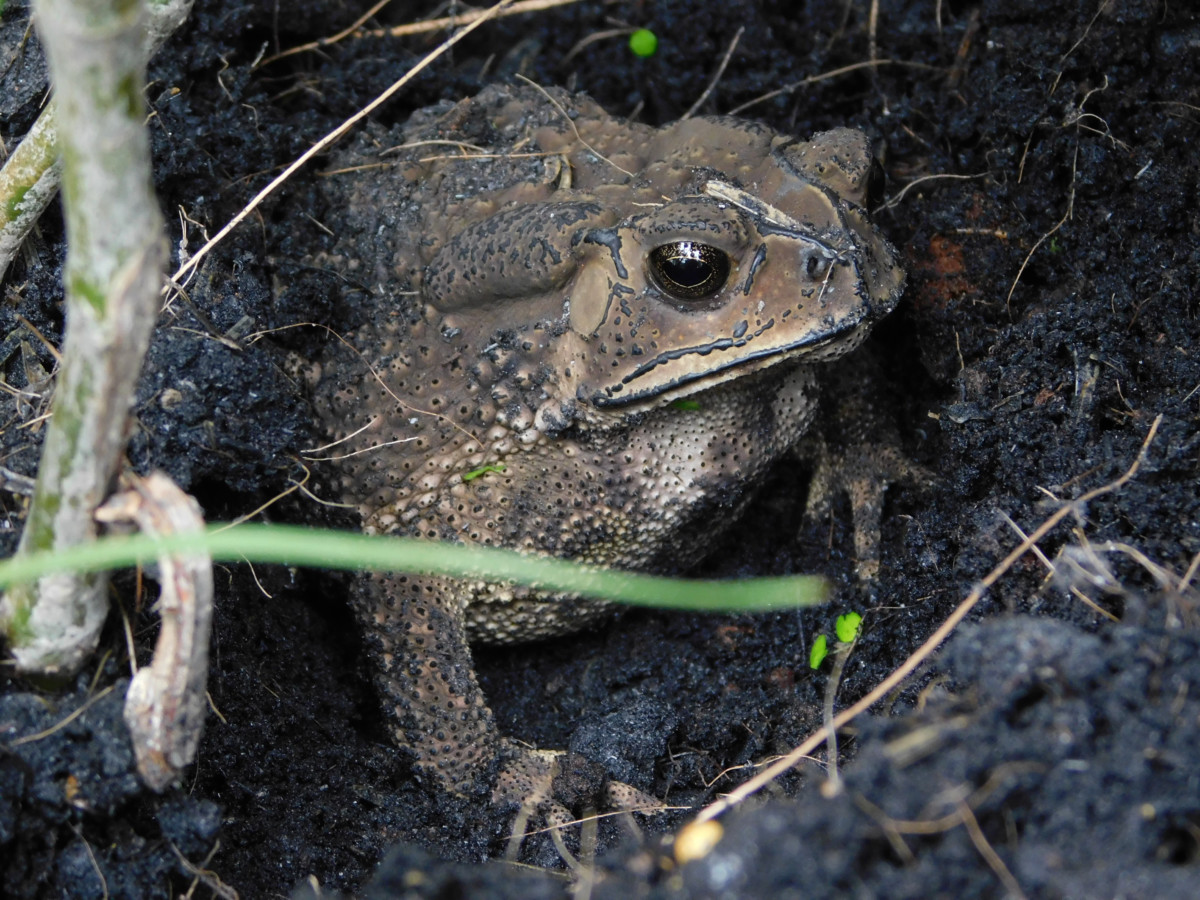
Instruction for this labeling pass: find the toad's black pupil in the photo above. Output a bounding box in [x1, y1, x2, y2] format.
[648, 241, 731, 300]
[663, 256, 708, 286]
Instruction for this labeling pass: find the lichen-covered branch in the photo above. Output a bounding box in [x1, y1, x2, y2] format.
[0, 105, 61, 277]
[0, 0, 173, 674]
[0, 0, 194, 281]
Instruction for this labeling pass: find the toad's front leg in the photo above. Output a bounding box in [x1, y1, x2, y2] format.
[353, 571, 502, 796]
[353, 570, 652, 825]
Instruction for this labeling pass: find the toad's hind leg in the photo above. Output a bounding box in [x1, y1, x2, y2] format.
[353, 571, 501, 795]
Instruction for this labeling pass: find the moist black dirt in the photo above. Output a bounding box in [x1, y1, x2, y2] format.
[1, 0, 1198, 897]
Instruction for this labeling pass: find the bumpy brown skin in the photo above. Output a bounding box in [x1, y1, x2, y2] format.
[308, 84, 904, 798]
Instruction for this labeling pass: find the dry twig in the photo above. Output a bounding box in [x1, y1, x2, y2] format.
[681, 26, 744, 120]
[261, 0, 581, 65]
[694, 415, 1162, 824]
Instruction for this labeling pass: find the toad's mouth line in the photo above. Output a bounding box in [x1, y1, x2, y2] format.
[590, 314, 875, 409]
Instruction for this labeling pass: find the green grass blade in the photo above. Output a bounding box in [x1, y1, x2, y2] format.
[0, 523, 827, 613]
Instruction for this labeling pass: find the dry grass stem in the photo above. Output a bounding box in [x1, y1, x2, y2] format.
[1049, 0, 1112, 98]
[258, 0, 397, 66]
[883, 171, 989, 210]
[170, 839, 239, 900]
[561, 27, 636, 65]
[694, 415, 1162, 824]
[959, 800, 1027, 899]
[365, 0, 582, 40]
[682, 26, 745, 120]
[169, 0, 518, 293]
[1007, 144, 1077, 311]
[728, 60, 937, 116]
[68, 824, 109, 899]
[515, 75, 635, 179]
[9, 684, 117, 747]
[263, 0, 583, 66]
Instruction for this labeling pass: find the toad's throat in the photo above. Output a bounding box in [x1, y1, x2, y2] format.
[590, 315, 875, 408]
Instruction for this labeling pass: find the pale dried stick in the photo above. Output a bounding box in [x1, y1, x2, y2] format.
[97, 472, 212, 791]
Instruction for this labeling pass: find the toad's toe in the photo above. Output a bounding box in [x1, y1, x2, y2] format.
[495, 742, 665, 861]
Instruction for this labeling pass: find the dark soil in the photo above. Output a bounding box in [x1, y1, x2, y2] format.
[2, 0, 1199, 897]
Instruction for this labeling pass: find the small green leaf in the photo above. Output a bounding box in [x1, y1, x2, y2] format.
[462, 462, 506, 482]
[809, 634, 829, 669]
[629, 28, 658, 58]
[671, 398, 701, 411]
[835, 611, 862, 643]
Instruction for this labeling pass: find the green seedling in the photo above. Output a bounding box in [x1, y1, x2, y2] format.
[810, 633, 829, 669]
[835, 611, 862, 643]
[811, 611, 863, 669]
[629, 28, 658, 58]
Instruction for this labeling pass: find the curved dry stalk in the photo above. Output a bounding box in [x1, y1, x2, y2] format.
[98, 472, 212, 791]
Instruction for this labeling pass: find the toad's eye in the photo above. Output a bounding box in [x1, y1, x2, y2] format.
[648, 241, 731, 301]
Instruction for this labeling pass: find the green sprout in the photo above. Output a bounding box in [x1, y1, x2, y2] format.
[811, 611, 863, 669]
[835, 611, 862, 643]
[629, 28, 658, 58]
[462, 462, 506, 482]
[809, 633, 829, 669]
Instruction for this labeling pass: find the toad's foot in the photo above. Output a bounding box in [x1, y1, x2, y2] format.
[494, 742, 664, 860]
[800, 349, 931, 581]
[803, 439, 925, 581]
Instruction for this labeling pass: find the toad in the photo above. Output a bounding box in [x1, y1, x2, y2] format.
[306, 83, 904, 807]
